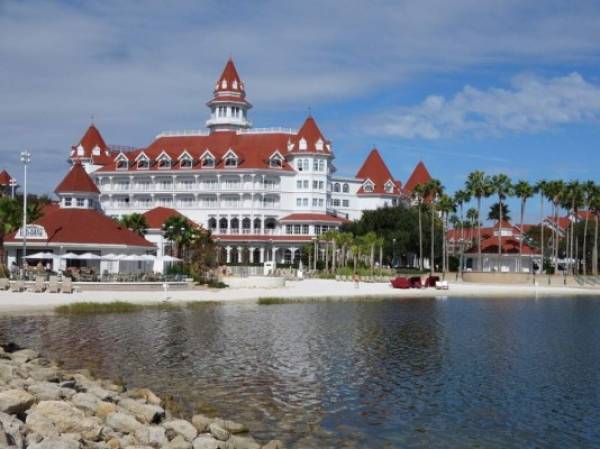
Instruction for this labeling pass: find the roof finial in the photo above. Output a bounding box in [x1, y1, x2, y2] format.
[307, 106, 312, 117]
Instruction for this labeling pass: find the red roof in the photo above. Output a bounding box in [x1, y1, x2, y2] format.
[70, 124, 113, 164]
[215, 58, 245, 94]
[280, 213, 345, 224]
[5, 208, 154, 248]
[0, 170, 14, 186]
[288, 116, 331, 154]
[403, 161, 432, 195]
[55, 163, 100, 194]
[355, 148, 401, 195]
[466, 236, 539, 255]
[143, 207, 185, 229]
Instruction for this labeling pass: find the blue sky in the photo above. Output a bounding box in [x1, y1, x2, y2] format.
[2, 0, 600, 222]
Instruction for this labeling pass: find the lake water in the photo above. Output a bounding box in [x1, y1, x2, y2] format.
[1, 297, 599, 448]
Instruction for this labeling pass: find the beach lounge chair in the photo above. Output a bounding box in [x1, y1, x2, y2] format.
[62, 277, 74, 294]
[47, 276, 60, 293]
[11, 280, 25, 292]
[424, 276, 440, 288]
[435, 280, 449, 290]
[409, 276, 422, 288]
[0, 278, 9, 290]
[390, 277, 410, 289]
[33, 276, 46, 293]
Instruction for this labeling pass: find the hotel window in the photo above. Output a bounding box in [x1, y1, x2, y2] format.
[158, 157, 171, 169]
[363, 181, 374, 193]
[137, 157, 149, 169]
[342, 199, 349, 207]
[202, 156, 215, 168]
[225, 156, 238, 168]
[334, 183, 341, 192]
[312, 198, 318, 207]
[303, 180, 309, 189]
[76, 198, 85, 207]
[303, 198, 308, 207]
[286, 225, 292, 234]
[180, 157, 193, 169]
[64, 197, 72, 207]
[302, 224, 309, 234]
[299, 138, 307, 151]
[297, 159, 304, 171]
[270, 157, 283, 168]
[312, 180, 318, 190]
[385, 181, 394, 193]
[318, 160, 325, 172]
[315, 139, 324, 151]
[332, 199, 340, 207]
[294, 224, 301, 234]
[319, 181, 324, 190]
[343, 183, 349, 193]
[296, 198, 302, 207]
[297, 180, 302, 189]
[319, 199, 324, 207]
[116, 159, 128, 170]
[179, 178, 194, 190]
[315, 225, 321, 235]
[313, 159, 319, 171]
[179, 196, 194, 207]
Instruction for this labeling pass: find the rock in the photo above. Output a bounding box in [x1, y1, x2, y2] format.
[213, 418, 248, 434]
[167, 435, 193, 449]
[28, 436, 81, 449]
[125, 388, 162, 406]
[29, 366, 59, 382]
[134, 425, 168, 447]
[208, 423, 230, 441]
[191, 415, 213, 433]
[261, 440, 284, 449]
[27, 400, 100, 434]
[192, 434, 220, 449]
[0, 412, 25, 448]
[163, 419, 198, 442]
[10, 349, 39, 364]
[118, 398, 164, 424]
[72, 392, 101, 413]
[0, 388, 35, 415]
[27, 382, 64, 400]
[222, 435, 260, 449]
[0, 362, 19, 383]
[105, 412, 144, 435]
[96, 402, 118, 419]
[106, 437, 120, 449]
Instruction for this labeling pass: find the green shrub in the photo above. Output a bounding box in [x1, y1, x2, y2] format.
[55, 301, 141, 314]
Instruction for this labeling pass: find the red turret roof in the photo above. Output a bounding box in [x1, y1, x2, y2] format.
[0, 170, 14, 186]
[143, 207, 185, 230]
[403, 161, 432, 195]
[55, 162, 100, 194]
[70, 124, 113, 164]
[215, 58, 244, 94]
[355, 148, 401, 195]
[288, 116, 331, 154]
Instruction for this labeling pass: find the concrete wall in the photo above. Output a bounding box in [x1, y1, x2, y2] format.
[462, 272, 578, 286]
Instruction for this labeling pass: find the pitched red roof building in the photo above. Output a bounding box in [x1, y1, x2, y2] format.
[143, 207, 186, 230]
[403, 161, 432, 196]
[355, 148, 401, 196]
[0, 170, 14, 186]
[55, 162, 100, 194]
[69, 124, 113, 165]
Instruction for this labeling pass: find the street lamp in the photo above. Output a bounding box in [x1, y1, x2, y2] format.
[20, 150, 31, 269]
[392, 238, 396, 267]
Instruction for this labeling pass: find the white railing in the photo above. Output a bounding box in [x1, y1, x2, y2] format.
[155, 130, 210, 138]
[238, 127, 295, 135]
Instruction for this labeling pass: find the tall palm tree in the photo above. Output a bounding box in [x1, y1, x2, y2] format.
[490, 174, 513, 272]
[411, 183, 428, 271]
[514, 180, 534, 272]
[438, 194, 456, 275]
[0, 197, 21, 271]
[118, 213, 149, 236]
[534, 180, 549, 272]
[545, 180, 565, 273]
[424, 179, 443, 274]
[465, 171, 492, 272]
[582, 181, 597, 275]
[562, 181, 584, 274]
[360, 231, 379, 276]
[454, 189, 471, 277]
[590, 190, 600, 276]
[338, 232, 354, 268]
[163, 215, 195, 260]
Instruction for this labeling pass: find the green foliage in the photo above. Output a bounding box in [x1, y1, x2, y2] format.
[487, 202, 511, 221]
[55, 301, 142, 314]
[118, 213, 148, 236]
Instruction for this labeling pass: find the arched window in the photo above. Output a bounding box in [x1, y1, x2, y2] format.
[385, 181, 394, 193]
[116, 158, 128, 170]
[158, 156, 171, 169]
[219, 217, 228, 230]
[137, 157, 149, 169]
[202, 156, 215, 168]
[315, 139, 324, 151]
[230, 218, 239, 230]
[334, 183, 341, 193]
[270, 156, 283, 168]
[299, 138, 307, 151]
[225, 156, 238, 167]
[180, 156, 193, 168]
[363, 181, 374, 193]
[208, 217, 217, 230]
[297, 159, 304, 171]
[342, 183, 349, 193]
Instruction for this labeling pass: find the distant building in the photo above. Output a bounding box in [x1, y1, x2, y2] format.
[0, 170, 17, 197]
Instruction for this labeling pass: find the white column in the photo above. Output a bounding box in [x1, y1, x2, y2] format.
[259, 247, 265, 263]
[226, 246, 232, 264]
[290, 247, 297, 264]
[272, 247, 277, 263]
[249, 247, 255, 264]
[237, 247, 243, 264]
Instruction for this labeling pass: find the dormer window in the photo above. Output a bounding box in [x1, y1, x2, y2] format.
[315, 139, 324, 151]
[180, 157, 193, 168]
[384, 181, 394, 193]
[363, 180, 374, 193]
[137, 155, 149, 170]
[269, 151, 284, 169]
[115, 154, 128, 170]
[221, 79, 227, 89]
[92, 145, 101, 156]
[224, 156, 238, 167]
[232, 80, 238, 89]
[157, 152, 172, 169]
[77, 145, 84, 156]
[202, 156, 215, 168]
[299, 138, 307, 151]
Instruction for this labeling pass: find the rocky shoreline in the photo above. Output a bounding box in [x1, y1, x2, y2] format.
[0, 344, 283, 449]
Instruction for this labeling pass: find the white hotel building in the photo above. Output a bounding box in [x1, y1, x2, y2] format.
[69, 59, 428, 264]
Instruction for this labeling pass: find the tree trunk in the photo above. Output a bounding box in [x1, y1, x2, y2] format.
[431, 203, 435, 275]
[442, 214, 447, 277]
[459, 204, 464, 279]
[540, 195, 545, 273]
[497, 196, 503, 272]
[331, 240, 337, 273]
[324, 242, 329, 273]
[583, 212, 589, 275]
[370, 245, 375, 276]
[519, 198, 525, 273]
[594, 214, 599, 276]
[477, 197, 482, 272]
[379, 245, 383, 275]
[418, 203, 423, 270]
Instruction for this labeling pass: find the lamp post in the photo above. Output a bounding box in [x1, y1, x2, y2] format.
[20, 150, 31, 269]
[392, 238, 396, 267]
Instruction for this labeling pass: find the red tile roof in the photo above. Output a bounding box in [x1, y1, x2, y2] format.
[403, 161, 432, 195]
[0, 170, 14, 186]
[466, 236, 539, 255]
[5, 208, 154, 248]
[280, 213, 345, 224]
[215, 58, 245, 94]
[288, 116, 332, 155]
[355, 148, 401, 195]
[143, 207, 185, 229]
[70, 124, 113, 164]
[55, 163, 100, 194]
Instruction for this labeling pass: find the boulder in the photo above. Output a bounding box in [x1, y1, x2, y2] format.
[10, 349, 39, 364]
[0, 412, 25, 448]
[192, 434, 220, 449]
[167, 435, 193, 449]
[222, 435, 260, 449]
[134, 425, 168, 447]
[29, 366, 59, 382]
[27, 401, 100, 434]
[0, 388, 35, 415]
[208, 423, 230, 441]
[213, 418, 248, 434]
[118, 399, 164, 424]
[0, 363, 19, 384]
[105, 412, 144, 435]
[71, 392, 101, 413]
[96, 402, 118, 419]
[27, 382, 64, 401]
[191, 415, 213, 433]
[125, 388, 162, 406]
[261, 440, 284, 449]
[28, 436, 81, 449]
[163, 419, 198, 442]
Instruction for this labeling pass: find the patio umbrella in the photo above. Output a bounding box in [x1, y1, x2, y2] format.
[25, 252, 54, 259]
[61, 253, 81, 259]
[121, 254, 151, 261]
[160, 255, 182, 262]
[77, 252, 102, 260]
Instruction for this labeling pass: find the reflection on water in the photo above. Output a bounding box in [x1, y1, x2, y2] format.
[1, 297, 600, 448]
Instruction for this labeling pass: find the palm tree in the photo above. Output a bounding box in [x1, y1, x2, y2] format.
[562, 181, 583, 274]
[0, 197, 21, 272]
[490, 174, 513, 272]
[582, 181, 597, 275]
[590, 190, 600, 276]
[545, 180, 565, 273]
[514, 180, 534, 272]
[119, 213, 148, 236]
[454, 189, 472, 277]
[534, 180, 549, 272]
[338, 232, 354, 268]
[360, 232, 379, 276]
[424, 179, 443, 274]
[438, 194, 456, 275]
[163, 215, 195, 260]
[411, 183, 428, 271]
[465, 171, 492, 272]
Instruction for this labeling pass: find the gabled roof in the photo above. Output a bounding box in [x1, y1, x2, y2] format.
[287, 116, 331, 155]
[70, 124, 112, 164]
[143, 207, 185, 230]
[5, 208, 154, 248]
[0, 170, 14, 186]
[215, 58, 245, 94]
[403, 161, 432, 195]
[466, 236, 539, 255]
[355, 148, 400, 195]
[55, 162, 100, 194]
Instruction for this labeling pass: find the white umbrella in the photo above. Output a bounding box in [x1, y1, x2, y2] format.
[161, 255, 182, 262]
[121, 254, 150, 261]
[61, 252, 81, 259]
[25, 252, 54, 259]
[140, 254, 157, 261]
[77, 252, 102, 260]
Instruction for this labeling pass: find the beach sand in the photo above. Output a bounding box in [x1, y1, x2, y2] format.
[0, 279, 598, 314]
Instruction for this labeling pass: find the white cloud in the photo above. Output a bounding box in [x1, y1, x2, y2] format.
[373, 73, 600, 139]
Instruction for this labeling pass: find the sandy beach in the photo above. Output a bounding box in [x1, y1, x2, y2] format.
[0, 279, 598, 314]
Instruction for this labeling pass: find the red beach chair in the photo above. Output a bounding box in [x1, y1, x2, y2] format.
[390, 277, 410, 289]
